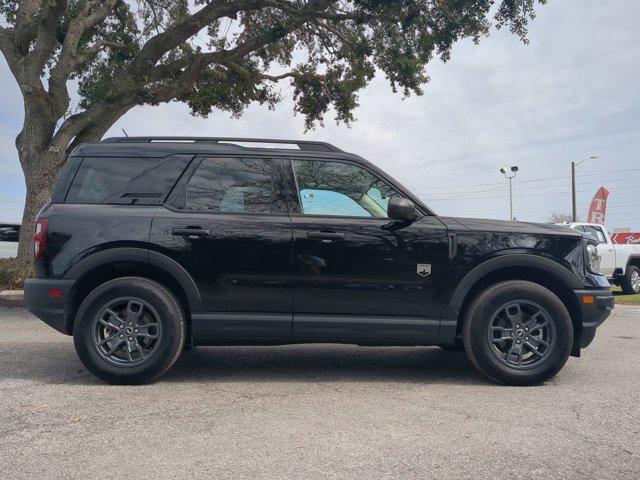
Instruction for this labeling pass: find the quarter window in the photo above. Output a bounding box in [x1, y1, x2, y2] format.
[292, 160, 397, 218]
[66, 156, 190, 205]
[184, 157, 286, 214]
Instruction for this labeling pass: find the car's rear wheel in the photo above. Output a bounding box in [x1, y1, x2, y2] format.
[620, 266, 640, 295]
[463, 280, 573, 386]
[74, 277, 185, 384]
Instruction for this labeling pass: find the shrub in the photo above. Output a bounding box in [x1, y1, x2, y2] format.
[0, 258, 33, 290]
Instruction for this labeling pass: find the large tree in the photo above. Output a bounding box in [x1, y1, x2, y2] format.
[0, 0, 544, 264]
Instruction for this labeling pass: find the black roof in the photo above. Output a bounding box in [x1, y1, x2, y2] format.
[71, 136, 369, 164]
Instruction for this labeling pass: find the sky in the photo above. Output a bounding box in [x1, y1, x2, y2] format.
[1, 0, 639, 230]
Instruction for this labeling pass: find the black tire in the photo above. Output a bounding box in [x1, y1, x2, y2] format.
[620, 265, 640, 295]
[462, 280, 573, 386]
[73, 277, 185, 385]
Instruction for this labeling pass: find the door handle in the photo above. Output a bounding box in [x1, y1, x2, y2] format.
[172, 228, 211, 238]
[306, 231, 344, 242]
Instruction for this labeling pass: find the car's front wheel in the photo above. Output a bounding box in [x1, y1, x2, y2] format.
[73, 277, 185, 384]
[463, 280, 573, 386]
[620, 265, 640, 295]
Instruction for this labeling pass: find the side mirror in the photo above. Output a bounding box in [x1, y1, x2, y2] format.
[387, 196, 419, 222]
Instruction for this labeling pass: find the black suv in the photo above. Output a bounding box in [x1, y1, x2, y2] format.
[25, 137, 614, 385]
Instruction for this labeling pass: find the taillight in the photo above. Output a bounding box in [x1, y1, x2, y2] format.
[34, 218, 48, 260]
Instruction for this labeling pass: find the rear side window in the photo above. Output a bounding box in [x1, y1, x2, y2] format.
[65, 156, 191, 205]
[181, 157, 287, 214]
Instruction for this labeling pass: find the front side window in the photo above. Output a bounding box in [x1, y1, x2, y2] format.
[184, 157, 286, 214]
[292, 160, 397, 218]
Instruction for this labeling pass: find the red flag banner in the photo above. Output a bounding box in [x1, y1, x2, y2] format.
[611, 232, 640, 245]
[587, 187, 609, 224]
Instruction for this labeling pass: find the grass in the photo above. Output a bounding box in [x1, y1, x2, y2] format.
[0, 258, 33, 290]
[612, 285, 640, 306]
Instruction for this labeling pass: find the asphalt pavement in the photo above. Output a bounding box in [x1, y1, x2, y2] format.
[0, 305, 638, 479]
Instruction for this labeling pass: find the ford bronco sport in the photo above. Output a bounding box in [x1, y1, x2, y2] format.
[24, 137, 614, 385]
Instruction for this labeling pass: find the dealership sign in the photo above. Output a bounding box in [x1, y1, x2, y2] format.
[611, 232, 640, 245]
[587, 187, 610, 224]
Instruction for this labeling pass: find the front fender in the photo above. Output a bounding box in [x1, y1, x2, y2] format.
[447, 254, 583, 319]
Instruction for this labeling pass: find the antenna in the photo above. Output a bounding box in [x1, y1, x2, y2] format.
[121, 129, 129, 137]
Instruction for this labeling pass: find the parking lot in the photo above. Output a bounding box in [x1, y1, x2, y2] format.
[0, 306, 638, 479]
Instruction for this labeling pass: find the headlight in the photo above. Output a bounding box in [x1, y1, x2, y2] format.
[585, 243, 602, 274]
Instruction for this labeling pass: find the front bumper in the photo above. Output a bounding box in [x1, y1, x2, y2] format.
[573, 288, 614, 352]
[24, 278, 75, 335]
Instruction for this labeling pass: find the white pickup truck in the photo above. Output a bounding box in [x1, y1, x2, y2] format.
[566, 222, 640, 294]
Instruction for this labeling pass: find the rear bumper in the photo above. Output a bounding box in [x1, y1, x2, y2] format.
[24, 278, 75, 335]
[573, 288, 614, 351]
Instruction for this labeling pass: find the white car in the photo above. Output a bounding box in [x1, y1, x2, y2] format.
[565, 222, 640, 294]
[0, 224, 19, 259]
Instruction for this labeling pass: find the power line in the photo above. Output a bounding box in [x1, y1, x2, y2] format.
[427, 183, 640, 202]
[441, 203, 640, 217]
[408, 167, 640, 193]
[427, 174, 640, 200]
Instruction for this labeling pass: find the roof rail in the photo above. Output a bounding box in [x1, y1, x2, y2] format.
[100, 136, 344, 153]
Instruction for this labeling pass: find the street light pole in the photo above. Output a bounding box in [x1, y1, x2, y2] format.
[572, 155, 597, 222]
[508, 175, 513, 220]
[499, 166, 519, 221]
[572, 161, 577, 222]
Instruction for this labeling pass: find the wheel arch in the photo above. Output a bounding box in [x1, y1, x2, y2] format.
[447, 255, 583, 355]
[64, 247, 202, 334]
[626, 255, 640, 271]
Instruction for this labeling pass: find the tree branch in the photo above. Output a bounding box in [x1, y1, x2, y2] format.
[27, 0, 68, 78]
[128, 0, 271, 79]
[226, 61, 298, 82]
[48, 0, 119, 118]
[12, 0, 42, 54]
[65, 104, 132, 156]
[0, 27, 22, 77]
[49, 98, 131, 156]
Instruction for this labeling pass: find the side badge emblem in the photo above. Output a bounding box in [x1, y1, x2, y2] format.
[417, 264, 431, 277]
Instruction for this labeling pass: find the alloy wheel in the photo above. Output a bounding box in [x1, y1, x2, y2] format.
[487, 300, 556, 369]
[631, 270, 640, 293]
[91, 297, 162, 367]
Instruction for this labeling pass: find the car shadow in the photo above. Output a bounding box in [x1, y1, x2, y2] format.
[162, 344, 486, 385]
[0, 342, 487, 386]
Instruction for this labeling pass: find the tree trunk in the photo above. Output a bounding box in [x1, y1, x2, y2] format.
[16, 149, 64, 266]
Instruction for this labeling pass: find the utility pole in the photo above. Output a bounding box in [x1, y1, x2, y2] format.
[499, 166, 519, 221]
[572, 155, 597, 222]
[572, 161, 577, 222]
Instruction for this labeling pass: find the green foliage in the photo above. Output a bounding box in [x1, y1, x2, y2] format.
[0, 258, 33, 290]
[612, 286, 640, 305]
[1, 0, 546, 130]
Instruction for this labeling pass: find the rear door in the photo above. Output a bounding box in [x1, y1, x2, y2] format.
[151, 155, 294, 338]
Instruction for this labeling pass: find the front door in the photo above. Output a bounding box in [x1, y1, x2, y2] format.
[152, 155, 294, 338]
[286, 158, 449, 341]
